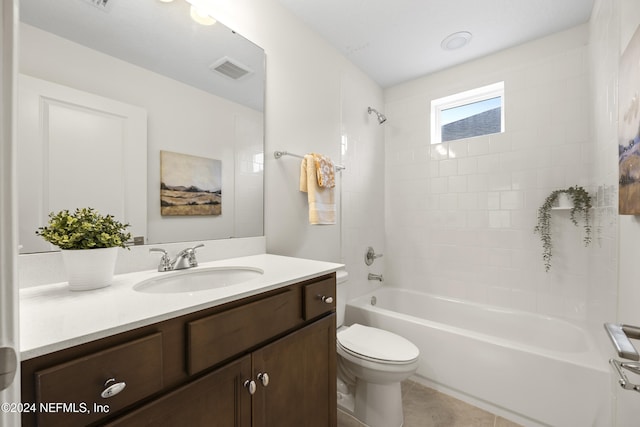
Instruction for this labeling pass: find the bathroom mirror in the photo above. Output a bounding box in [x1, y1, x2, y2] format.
[17, 0, 265, 254]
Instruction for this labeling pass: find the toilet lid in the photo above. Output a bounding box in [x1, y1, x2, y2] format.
[337, 324, 419, 363]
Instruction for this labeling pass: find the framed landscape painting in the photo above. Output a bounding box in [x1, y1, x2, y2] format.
[160, 150, 222, 216]
[619, 25, 640, 214]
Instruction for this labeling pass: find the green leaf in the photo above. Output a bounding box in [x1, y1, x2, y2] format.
[35, 207, 131, 250]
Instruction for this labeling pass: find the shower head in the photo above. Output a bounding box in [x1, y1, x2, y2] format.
[368, 107, 387, 124]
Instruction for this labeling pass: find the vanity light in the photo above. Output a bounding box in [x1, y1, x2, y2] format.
[190, 5, 216, 26]
[441, 31, 472, 50]
[157, 0, 216, 26]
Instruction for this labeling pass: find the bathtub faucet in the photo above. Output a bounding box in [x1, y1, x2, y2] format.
[368, 273, 383, 282]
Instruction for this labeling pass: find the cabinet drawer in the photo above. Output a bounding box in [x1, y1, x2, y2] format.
[303, 276, 336, 320]
[188, 288, 301, 374]
[35, 332, 163, 427]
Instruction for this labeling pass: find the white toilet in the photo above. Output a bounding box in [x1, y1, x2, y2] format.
[336, 270, 419, 427]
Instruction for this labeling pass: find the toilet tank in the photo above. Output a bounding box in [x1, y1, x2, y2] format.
[336, 269, 348, 328]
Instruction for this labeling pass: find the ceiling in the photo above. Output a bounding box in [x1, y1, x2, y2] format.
[19, 0, 265, 111]
[276, 0, 595, 88]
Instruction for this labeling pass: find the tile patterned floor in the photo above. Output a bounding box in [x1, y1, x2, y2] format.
[337, 380, 523, 427]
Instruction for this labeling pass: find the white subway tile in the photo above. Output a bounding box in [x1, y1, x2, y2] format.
[448, 140, 469, 158]
[467, 174, 488, 192]
[489, 210, 511, 228]
[430, 143, 449, 160]
[458, 157, 478, 175]
[429, 176, 449, 193]
[500, 191, 524, 210]
[439, 158, 458, 176]
[448, 175, 468, 193]
[467, 136, 491, 156]
[488, 173, 512, 191]
[477, 154, 501, 174]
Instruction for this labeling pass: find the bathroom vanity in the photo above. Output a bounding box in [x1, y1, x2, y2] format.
[19, 254, 339, 426]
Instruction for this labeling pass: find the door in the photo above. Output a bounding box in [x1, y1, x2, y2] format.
[105, 355, 252, 427]
[17, 74, 147, 253]
[0, 0, 21, 426]
[251, 315, 336, 427]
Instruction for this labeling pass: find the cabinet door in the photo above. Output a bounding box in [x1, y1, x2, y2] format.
[252, 314, 336, 427]
[106, 355, 252, 427]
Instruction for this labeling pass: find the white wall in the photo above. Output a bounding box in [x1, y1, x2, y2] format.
[587, 0, 622, 351]
[198, 1, 384, 265]
[590, 0, 640, 424]
[384, 25, 596, 321]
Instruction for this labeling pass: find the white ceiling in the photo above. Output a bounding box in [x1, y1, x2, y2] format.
[19, 0, 265, 111]
[277, 0, 595, 88]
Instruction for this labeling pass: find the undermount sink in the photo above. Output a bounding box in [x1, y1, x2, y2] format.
[133, 266, 264, 294]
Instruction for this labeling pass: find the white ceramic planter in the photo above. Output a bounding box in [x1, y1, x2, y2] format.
[556, 193, 573, 209]
[61, 247, 118, 291]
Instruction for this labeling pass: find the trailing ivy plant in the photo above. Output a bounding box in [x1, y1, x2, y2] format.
[35, 207, 131, 250]
[533, 186, 592, 272]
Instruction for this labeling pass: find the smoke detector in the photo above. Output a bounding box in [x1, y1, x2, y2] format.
[441, 31, 472, 50]
[209, 57, 253, 80]
[79, 0, 115, 12]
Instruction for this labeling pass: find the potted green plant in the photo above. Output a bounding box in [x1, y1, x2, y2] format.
[36, 207, 131, 291]
[533, 186, 592, 272]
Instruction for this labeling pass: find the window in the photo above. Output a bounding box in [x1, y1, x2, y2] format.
[430, 82, 504, 144]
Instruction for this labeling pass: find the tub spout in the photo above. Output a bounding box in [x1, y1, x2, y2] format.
[368, 273, 383, 282]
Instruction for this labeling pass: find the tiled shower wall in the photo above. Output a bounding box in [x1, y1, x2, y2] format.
[384, 25, 596, 321]
[586, 0, 619, 344]
[340, 67, 386, 301]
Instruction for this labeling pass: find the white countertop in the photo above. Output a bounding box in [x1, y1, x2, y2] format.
[20, 254, 343, 360]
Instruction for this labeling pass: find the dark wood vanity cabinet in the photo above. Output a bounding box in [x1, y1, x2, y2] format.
[252, 315, 335, 427]
[21, 273, 337, 427]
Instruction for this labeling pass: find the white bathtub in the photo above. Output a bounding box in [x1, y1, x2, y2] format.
[344, 288, 610, 427]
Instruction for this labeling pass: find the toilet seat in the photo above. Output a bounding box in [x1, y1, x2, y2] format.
[337, 324, 419, 364]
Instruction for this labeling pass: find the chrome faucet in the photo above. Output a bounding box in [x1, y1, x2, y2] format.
[171, 244, 204, 270]
[368, 273, 383, 282]
[149, 244, 204, 272]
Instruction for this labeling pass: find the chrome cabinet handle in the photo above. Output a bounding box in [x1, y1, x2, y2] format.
[101, 378, 126, 398]
[257, 372, 269, 387]
[318, 295, 333, 304]
[244, 379, 256, 395]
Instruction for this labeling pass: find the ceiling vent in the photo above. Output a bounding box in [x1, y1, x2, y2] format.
[209, 57, 253, 81]
[79, 0, 115, 12]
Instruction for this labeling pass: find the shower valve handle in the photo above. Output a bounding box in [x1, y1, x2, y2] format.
[365, 247, 383, 266]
